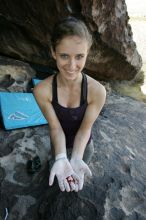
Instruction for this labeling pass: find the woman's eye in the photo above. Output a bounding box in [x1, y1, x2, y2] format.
[60, 54, 68, 59]
[76, 55, 84, 60]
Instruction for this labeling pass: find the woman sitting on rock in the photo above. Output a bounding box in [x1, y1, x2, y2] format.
[33, 16, 106, 192]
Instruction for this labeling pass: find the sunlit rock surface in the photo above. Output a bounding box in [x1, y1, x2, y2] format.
[0, 56, 35, 92]
[0, 0, 142, 80]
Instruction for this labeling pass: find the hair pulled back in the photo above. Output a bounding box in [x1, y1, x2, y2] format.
[51, 16, 92, 51]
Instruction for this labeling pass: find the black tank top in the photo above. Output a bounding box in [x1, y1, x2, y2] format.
[52, 73, 91, 148]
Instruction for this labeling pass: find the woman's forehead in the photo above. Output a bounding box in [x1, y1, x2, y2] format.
[55, 36, 89, 53]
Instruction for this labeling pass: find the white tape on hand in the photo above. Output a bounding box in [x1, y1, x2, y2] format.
[55, 153, 67, 161]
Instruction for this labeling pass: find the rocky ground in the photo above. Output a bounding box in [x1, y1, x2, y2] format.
[0, 64, 146, 219]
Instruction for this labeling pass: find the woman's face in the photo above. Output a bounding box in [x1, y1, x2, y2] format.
[52, 36, 89, 80]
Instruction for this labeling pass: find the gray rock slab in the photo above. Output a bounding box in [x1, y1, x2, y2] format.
[0, 93, 146, 220]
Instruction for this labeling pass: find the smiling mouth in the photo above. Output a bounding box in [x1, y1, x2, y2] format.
[66, 70, 77, 74]
[67, 72, 74, 74]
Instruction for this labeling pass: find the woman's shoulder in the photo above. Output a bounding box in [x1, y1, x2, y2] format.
[86, 74, 106, 102]
[86, 74, 105, 91]
[33, 75, 54, 101]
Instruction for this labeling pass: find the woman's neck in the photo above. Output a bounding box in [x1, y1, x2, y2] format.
[57, 73, 82, 88]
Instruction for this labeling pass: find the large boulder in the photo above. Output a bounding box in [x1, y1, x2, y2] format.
[0, 0, 142, 80]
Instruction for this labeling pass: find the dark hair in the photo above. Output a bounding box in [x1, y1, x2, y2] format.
[51, 16, 92, 51]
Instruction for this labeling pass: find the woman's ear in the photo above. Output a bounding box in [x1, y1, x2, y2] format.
[51, 47, 56, 60]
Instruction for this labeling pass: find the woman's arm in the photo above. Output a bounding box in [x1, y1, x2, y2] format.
[71, 79, 106, 159]
[33, 80, 80, 191]
[33, 80, 66, 156]
[70, 79, 106, 191]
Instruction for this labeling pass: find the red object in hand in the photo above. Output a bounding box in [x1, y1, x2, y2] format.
[66, 176, 74, 183]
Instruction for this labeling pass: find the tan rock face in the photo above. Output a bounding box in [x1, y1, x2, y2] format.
[0, 0, 142, 80]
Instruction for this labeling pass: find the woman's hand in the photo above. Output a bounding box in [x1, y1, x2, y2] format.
[49, 157, 79, 192]
[70, 158, 92, 191]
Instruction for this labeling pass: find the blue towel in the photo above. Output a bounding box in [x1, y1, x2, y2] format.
[32, 78, 42, 86]
[0, 92, 47, 130]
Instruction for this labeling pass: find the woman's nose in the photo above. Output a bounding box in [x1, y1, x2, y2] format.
[68, 58, 76, 70]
